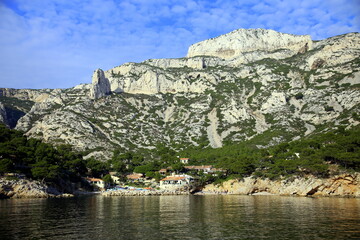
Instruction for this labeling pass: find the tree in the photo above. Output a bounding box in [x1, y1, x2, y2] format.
[171, 162, 185, 173]
[0, 158, 13, 174]
[102, 174, 114, 186]
[31, 160, 60, 182]
[85, 157, 108, 177]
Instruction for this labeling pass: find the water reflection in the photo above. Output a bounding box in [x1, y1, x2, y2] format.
[0, 195, 359, 239]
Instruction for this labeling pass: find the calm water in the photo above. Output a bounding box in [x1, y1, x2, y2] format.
[0, 195, 360, 240]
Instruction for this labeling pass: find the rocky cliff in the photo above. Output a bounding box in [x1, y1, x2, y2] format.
[0, 179, 74, 199]
[0, 29, 359, 160]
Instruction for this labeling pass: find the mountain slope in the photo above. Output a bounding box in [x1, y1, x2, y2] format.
[0, 29, 359, 160]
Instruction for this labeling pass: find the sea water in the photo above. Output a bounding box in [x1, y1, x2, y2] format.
[0, 195, 359, 239]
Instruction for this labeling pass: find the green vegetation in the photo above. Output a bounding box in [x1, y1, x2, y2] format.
[0, 124, 100, 186]
[294, 92, 304, 100]
[177, 125, 360, 180]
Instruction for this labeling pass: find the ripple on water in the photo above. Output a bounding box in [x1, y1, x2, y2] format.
[0, 195, 359, 240]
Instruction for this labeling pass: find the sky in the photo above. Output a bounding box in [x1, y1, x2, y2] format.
[0, 0, 359, 89]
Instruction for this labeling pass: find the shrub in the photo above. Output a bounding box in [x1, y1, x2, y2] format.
[295, 92, 304, 100]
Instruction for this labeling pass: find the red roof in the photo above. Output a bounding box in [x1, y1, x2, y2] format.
[160, 176, 186, 181]
[86, 177, 103, 182]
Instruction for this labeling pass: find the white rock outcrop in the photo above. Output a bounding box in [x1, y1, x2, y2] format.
[89, 69, 111, 99]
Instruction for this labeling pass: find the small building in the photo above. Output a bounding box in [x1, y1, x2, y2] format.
[109, 172, 121, 185]
[185, 165, 213, 174]
[86, 177, 105, 189]
[160, 174, 195, 190]
[179, 158, 190, 164]
[184, 165, 226, 175]
[159, 169, 168, 175]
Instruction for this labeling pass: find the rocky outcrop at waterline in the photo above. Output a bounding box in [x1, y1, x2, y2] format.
[0, 179, 74, 199]
[200, 173, 360, 197]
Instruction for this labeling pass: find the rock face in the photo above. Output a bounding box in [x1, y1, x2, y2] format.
[89, 69, 111, 99]
[201, 174, 360, 197]
[0, 179, 73, 199]
[0, 29, 359, 160]
[187, 28, 312, 61]
[0, 102, 9, 127]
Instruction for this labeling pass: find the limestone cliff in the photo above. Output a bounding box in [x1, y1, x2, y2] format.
[187, 28, 312, 61]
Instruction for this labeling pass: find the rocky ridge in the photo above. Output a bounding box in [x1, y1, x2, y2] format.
[0, 29, 359, 160]
[187, 28, 312, 60]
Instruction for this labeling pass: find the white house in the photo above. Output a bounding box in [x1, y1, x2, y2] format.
[86, 177, 105, 190]
[160, 174, 195, 190]
[109, 172, 121, 184]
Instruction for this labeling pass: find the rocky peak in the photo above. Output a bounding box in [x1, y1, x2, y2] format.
[89, 69, 111, 99]
[187, 28, 312, 60]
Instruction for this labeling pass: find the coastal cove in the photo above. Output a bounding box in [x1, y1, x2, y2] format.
[1, 195, 360, 240]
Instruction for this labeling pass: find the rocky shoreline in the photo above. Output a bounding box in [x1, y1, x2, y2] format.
[200, 173, 360, 197]
[2, 173, 360, 199]
[0, 179, 74, 199]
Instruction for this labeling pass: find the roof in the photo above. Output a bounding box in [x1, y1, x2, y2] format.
[86, 177, 103, 182]
[159, 168, 167, 172]
[185, 165, 213, 170]
[180, 158, 189, 160]
[160, 176, 186, 181]
[126, 173, 143, 180]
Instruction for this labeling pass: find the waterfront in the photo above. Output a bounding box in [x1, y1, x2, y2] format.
[1, 195, 359, 239]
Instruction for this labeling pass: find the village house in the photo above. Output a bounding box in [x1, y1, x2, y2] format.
[86, 177, 105, 190]
[159, 174, 195, 190]
[185, 165, 213, 174]
[184, 165, 226, 175]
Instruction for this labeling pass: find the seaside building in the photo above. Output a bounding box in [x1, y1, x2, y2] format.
[86, 177, 105, 190]
[159, 174, 195, 190]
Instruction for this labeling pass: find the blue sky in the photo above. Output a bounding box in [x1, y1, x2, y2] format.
[0, 0, 359, 89]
